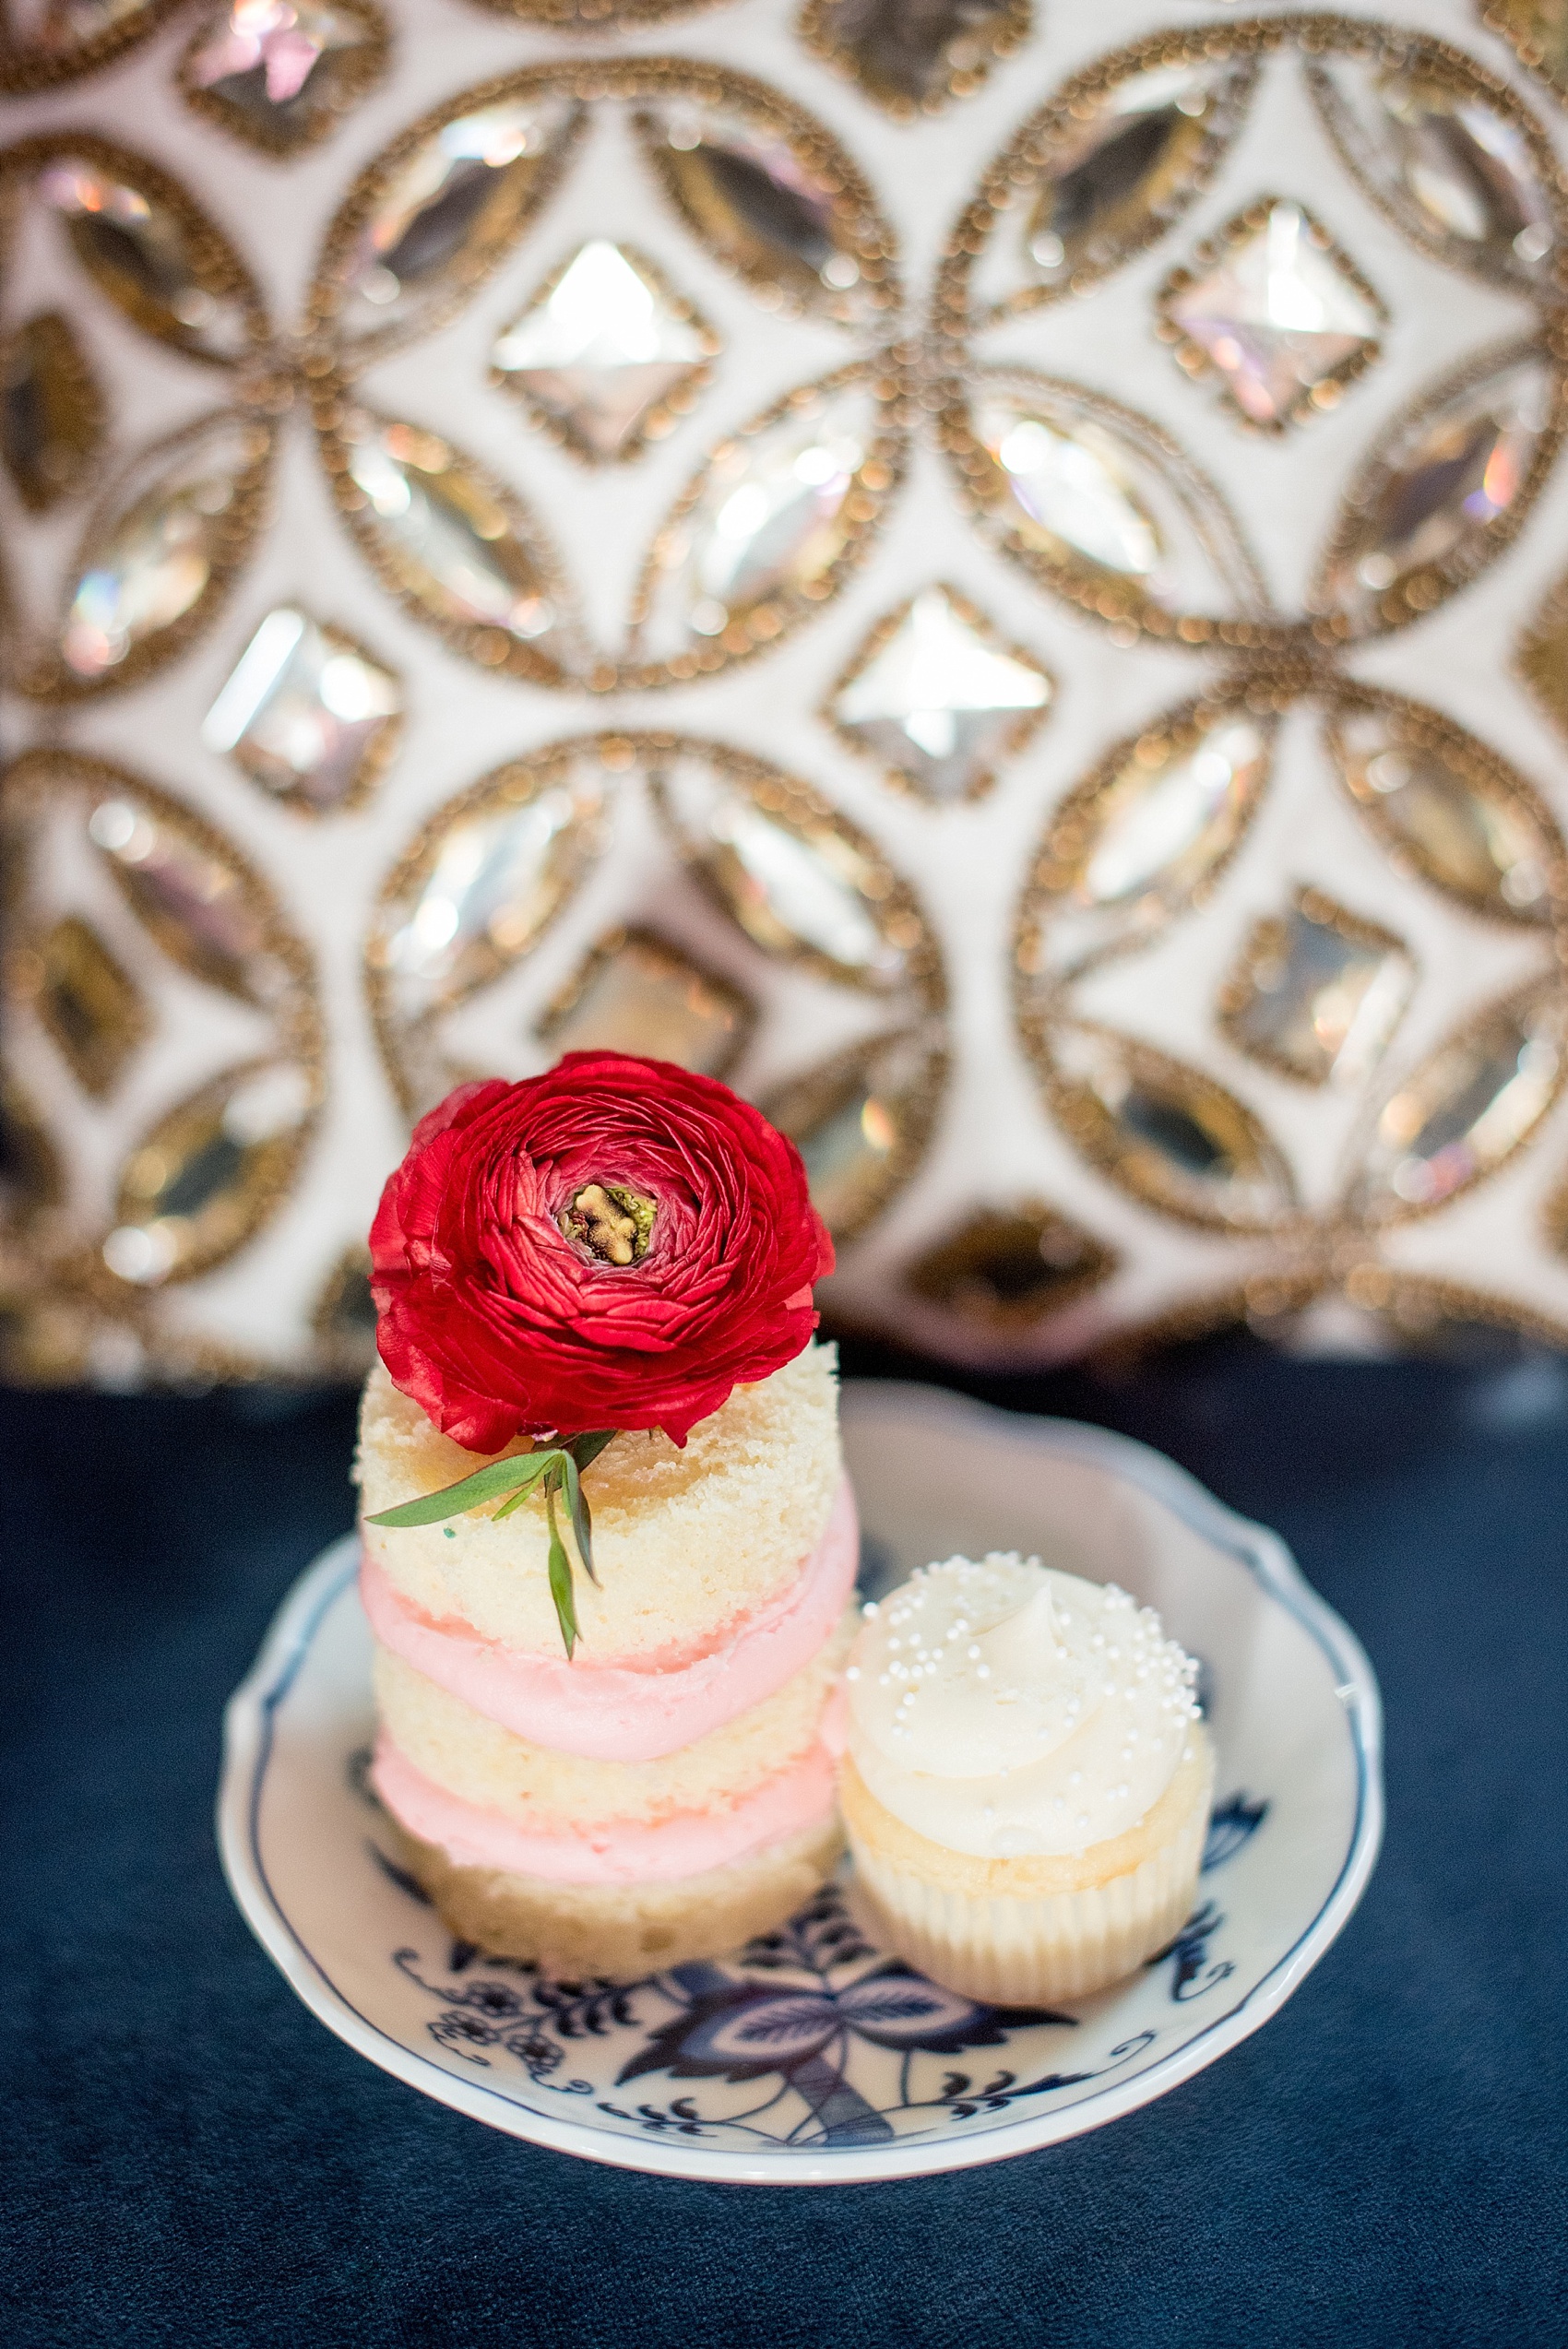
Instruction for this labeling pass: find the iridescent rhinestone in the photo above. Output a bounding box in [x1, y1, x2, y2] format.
[1330, 703, 1555, 924]
[1159, 198, 1384, 430]
[1022, 706, 1271, 975]
[973, 396, 1158, 582]
[181, 0, 386, 156]
[641, 381, 888, 652]
[202, 606, 401, 812]
[88, 791, 279, 1002]
[539, 928, 754, 1077]
[804, 0, 1023, 114]
[26, 914, 148, 1097]
[0, 313, 105, 513]
[1311, 57, 1556, 284]
[638, 104, 886, 320]
[1051, 1025, 1297, 1227]
[374, 775, 608, 1021]
[906, 1202, 1115, 1328]
[58, 411, 269, 682]
[1218, 889, 1414, 1087]
[762, 1028, 941, 1239]
[332, 99, 578, 344]
[339, 412, 567, 674]
[830, 586, 1051, 801]
[36, 157, 254, 362]
[1315, 351, 1553, 626]
[653, 752, 917, 988]
[1021, 59, 1255, 288]
[103, 1059, 315, 1285]
[1356, 988, 1564, 1216]
[493, 242, 718, 464]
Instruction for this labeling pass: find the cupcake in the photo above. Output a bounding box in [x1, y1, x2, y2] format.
[354, 1050, 854, 1977]
[839, 1553, 1213, 2004]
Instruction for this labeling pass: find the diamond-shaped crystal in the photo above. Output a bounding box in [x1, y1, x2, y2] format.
[37, 158, 255, 362]
[339, 412, 566, 674]
[181, 0, 386, 156]
[1219, 889, 1414, 1087]
[28, 914, 148, 1097]
[806, 0, 1022, 114]
[1356, 988, 1563, 1216]
[831, 587, 1051, 801]
[202, 606, 401, 811]
[763, 1029, 938, 1240]
[907, 1202, 1116, 1328]
[493, 242, 717, 464]
[1022, 60, 1253, 286]
[0, 313, 105, 514]
[1317, 350, 1551, 625]
[332, 99, 578, 346]
[1330, 704, 1554, 924]
[540, 928, 754, 1076]
[1162, 199, 1384, 429]
[59, 411, 269, 682]
[88, 789, 280, 1003]
[103, 1059, 315, 1285]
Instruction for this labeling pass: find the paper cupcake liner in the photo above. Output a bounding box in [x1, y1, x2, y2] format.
[845, 1745, 1215, 2006]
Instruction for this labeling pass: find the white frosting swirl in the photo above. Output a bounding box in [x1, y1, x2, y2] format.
[846, 1552, 1202, 1858]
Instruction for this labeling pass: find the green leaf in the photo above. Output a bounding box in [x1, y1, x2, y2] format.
[558, 1452, 598, 1587]
[545, 1478, 577, 1660]
[364, 1449, 553, 1528]
[565, 1429, 618, 1473]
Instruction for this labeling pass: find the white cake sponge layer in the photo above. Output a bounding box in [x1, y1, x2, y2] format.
[355, 1343, 841, 1662]
[373, 1607, 855, 1831]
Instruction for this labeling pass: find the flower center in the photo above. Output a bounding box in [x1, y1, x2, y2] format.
[561, 1180, 656, 1267]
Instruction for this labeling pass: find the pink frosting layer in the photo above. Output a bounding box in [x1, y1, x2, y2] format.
[372, 1732, 837, 1886]
[361, 1476, 859, 1762]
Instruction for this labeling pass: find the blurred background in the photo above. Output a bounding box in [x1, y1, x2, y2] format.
[7, 0, 1568, 1391]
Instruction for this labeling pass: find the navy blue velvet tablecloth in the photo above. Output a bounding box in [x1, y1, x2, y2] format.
[3, 1339, 1564, 2347]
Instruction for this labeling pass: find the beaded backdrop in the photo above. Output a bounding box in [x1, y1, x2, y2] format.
[7, 0, 1568, 1383]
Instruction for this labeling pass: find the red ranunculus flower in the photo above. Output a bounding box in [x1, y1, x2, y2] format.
[369, 1052, 835, 1451]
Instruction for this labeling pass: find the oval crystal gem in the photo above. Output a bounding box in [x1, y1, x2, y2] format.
[339, 413, 568, 675]
[1329, 704, 1558, 923]
[1051, 1025, 1297, 1228]
[1316, 350, 1554, 628]
[103, 1058, 315, 1286]
[36, 155, 255, 362]
[58, 411, 269, 682]
[88, 788, 283, 1003]
[1356, 987, 1565, 1217]
[653, 750, 918, 989]
[638, 105, 886, 320]
[640, 380, 891, 656]
[763, 1028, 942, 1240]
[373, 771, 609, 1024]
[1023, 59, 1254, 288]
[330, 98, 579, 345]
[1311, 57, 1556, 284]
[0, 311, 105, 513]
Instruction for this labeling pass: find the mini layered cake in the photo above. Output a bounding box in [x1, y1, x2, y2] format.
[353, 1050, 849, 1976]
[358, 1345, 857, 1975]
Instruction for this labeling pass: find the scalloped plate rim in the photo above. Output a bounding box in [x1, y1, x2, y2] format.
[218, 1380, 1383, 2184]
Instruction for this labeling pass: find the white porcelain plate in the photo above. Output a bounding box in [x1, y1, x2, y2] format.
[220, 1382, 1383, 2183]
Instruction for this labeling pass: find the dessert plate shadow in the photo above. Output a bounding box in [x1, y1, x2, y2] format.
[219, 1382, 1382, 2184]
